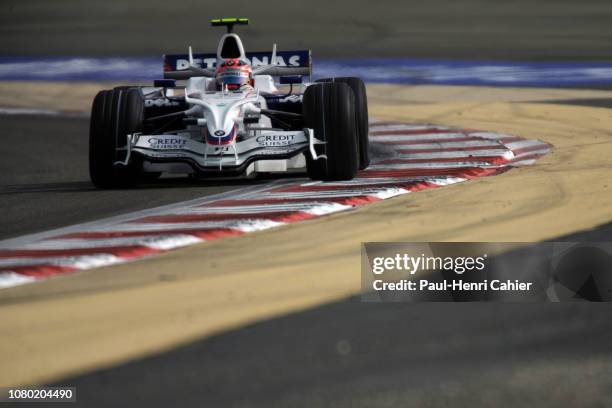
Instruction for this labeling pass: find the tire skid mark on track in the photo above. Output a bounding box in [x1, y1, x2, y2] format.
[0, 123, 551, 289]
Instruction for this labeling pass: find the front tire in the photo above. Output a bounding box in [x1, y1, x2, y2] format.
[89, 88, 144, 188]
[303, 82, 358, 181]
[316, 77, 370, 169]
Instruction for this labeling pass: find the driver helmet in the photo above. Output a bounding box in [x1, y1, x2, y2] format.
[215, 58, 252, 90]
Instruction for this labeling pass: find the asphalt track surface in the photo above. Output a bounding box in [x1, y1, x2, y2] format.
[2, 0, 612, 60]
[0, 114, 285, 240]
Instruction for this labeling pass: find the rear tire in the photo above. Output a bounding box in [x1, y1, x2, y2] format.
[316, 77, 370, 169]
[89, 88, 144, 188]
[303, 82, 358, 181]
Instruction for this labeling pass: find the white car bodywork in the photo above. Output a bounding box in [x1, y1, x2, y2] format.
[123, 33, 321, 177]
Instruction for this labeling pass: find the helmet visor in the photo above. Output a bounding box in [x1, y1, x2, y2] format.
[219, 75, 248, 85]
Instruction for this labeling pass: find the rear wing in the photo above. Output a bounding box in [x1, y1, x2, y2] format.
[163, 50, 311, 80]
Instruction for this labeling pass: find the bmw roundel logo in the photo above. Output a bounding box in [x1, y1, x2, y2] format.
[214, 130, 225, 136]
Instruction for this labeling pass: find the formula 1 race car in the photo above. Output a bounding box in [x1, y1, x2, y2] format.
[89, 17, 369, 188]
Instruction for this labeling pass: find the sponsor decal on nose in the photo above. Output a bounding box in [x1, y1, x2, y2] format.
[148, 137, 188, 149]
[256, 134, 295, 146]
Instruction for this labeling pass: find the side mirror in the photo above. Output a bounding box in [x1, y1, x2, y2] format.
[279, 76, 303, 85]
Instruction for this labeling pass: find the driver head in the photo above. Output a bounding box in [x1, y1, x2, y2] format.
[215, 58, 252, 91]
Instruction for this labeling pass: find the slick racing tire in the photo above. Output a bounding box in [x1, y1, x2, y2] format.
[89, 88, 144, 188]
[316, 77, 370, 170]
[304, 82, 358, 181]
